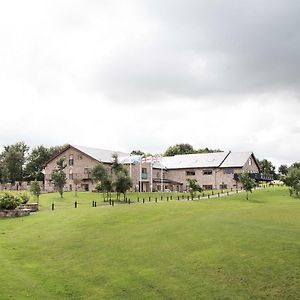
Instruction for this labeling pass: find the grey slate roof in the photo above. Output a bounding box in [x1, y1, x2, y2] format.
[153, 151, 255, 169]
[157, 152, 230, 169]
[73, 145, 130, 163]
[220, 152, 254, 168]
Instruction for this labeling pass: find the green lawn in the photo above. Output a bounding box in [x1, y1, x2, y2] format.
[1, 187, 300, 299]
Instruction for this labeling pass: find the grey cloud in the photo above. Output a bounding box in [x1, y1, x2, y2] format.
[92, 0, 300, 102]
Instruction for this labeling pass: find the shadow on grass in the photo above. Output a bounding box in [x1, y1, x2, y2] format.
[247, 198, 266, 204]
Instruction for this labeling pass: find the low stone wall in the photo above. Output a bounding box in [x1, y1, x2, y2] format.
[19, 203, 39, 212]
[0, 209, 31, 218]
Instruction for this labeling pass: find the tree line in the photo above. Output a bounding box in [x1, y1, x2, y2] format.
[0, 142, 66, 184]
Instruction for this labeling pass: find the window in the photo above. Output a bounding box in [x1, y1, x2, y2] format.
[223, 168, 234, 174]
[203, 170, 213, 175]
[69, 169, 73, 180]
[69, 154, 74, 166]
[203, 185, 213, 190]
[186, 170, 195, 176]
[220, 184, 227, 189]
[142, 168, 147, 174]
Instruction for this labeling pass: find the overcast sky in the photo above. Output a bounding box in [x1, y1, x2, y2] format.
[1, 0, 300, 167]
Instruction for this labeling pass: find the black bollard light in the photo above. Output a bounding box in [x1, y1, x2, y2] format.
[51, 203, 55, 211]
[74, 201, 77, 208]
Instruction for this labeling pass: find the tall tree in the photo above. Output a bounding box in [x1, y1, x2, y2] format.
[164, 144, 195, 156]
[25, 145, 51, 181]
[111, 153, 123, 174]
[278, 164, 288, 176]
[131, 150, 146, 157]
[164, 143, 221, 156]
[259, 159, 277, 179]
[0, 142, 29, 184]
[50, 158, 67, 198]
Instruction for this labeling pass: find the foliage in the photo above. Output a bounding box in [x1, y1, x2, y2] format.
[259, 159, 277, 179]
[50, 158, 67, 198]
[30, 180, 42, 202]
[0, 193, 21, 210]
[164, 143, 222, 157]
[111, 153, 123, 174]
[91, 163, 108, 182]
[24, 145, 65, 181]
[186, 178, 203, 198]
[131, 150, 146, 157]
[114, 171, 132, 200]
[19, 192, 30, 204]
[282, 166, 300, 197]
[0, 142, 29, 183]
[239, 171, 256, 200]
[278, 164, 288, 176]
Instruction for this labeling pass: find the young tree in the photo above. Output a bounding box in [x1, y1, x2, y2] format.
[282, 167, 300, 197]
[50, 158, 67, 198]
[91, 163, 108, 182]
[186, 178, 203, 199]
[239, 171, 256, 200]
[30, 180, 42, 204]
[115, 171, 132, 201]
[73, 177, 81, 197]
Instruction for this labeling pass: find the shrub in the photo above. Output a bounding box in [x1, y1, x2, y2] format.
[0, 193, 21, 210]
[19, 193, 30, 204]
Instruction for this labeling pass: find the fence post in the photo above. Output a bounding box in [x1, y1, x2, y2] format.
[95, 201, 97, 207]
[155, 197, 157, 203]
[161, 196, 163, 201]
[128, 199, 131, 205]
[92, 201, 94, 207]
[170, 195, 172, 200]
[51, 203, 55, 211]
[143, 198, 145, 203]
[74, 201, 77, 208]
[149, 197, 151, 202]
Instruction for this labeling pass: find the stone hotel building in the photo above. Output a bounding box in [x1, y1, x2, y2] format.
[43, 144, 271, 192]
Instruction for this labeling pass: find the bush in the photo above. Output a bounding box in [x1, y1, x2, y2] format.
[0, 193, 21, 210]
[19, 193, 30, 204]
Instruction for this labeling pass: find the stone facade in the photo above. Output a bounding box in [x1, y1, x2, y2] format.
[43, 146, 261, 193]
[44, 146, 111, 192]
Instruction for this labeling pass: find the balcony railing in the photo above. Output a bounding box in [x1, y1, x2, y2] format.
[234, 173, 273, 182]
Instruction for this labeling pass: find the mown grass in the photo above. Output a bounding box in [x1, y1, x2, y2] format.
[1, 187, 300, 299]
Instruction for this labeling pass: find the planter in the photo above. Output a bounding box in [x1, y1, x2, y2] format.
[0, 209, 31, 218]
[19, 203, 39, 212]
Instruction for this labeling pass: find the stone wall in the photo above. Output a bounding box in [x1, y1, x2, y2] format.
[0, 209, 31, 218]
